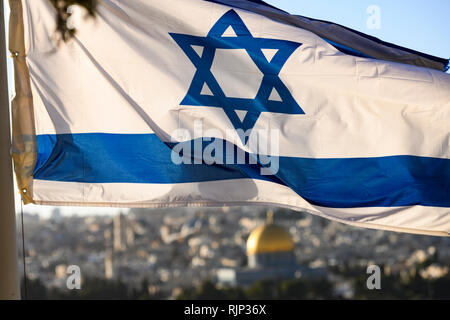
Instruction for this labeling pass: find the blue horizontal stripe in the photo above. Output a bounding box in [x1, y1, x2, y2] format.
[322, 38, 372, 59]
[34, 133, 450, 208]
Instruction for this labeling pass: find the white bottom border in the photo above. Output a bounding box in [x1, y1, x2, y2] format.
[31, 179, 450, 237]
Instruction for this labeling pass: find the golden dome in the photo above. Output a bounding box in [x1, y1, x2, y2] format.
[246, 221, 294, 255]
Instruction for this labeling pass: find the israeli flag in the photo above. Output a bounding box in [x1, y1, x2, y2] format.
[10, 0, 450, 236]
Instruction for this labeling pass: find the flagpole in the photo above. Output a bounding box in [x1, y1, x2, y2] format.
[0, 0, 20, 300]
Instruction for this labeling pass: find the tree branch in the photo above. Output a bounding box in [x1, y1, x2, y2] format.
[49, 0, 98, 41]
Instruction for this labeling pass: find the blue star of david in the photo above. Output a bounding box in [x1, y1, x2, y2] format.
[170, 10, 304, 144]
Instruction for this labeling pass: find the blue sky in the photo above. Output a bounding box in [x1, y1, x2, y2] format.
[267, 0, 450, 60]
[5, 0, 449, 217]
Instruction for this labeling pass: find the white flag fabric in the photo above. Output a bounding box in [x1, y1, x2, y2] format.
[9, 0, 450, 236]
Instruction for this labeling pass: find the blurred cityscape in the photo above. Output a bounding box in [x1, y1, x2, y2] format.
[18, 206, 450, 299]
